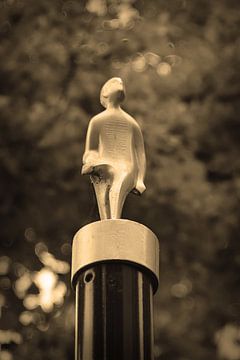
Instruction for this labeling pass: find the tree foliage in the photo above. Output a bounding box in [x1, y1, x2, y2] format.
[0, 0, 240, 359]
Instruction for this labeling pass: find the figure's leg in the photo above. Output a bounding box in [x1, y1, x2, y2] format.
[91, 175, 111, 219]
[90, 165, 114, 219]
[109, 172, 131, 219]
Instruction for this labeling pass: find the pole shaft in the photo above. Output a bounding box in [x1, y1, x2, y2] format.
[75, 262, 154, 360]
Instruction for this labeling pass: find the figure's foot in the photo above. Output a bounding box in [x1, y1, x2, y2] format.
[134, 180, 146, 195]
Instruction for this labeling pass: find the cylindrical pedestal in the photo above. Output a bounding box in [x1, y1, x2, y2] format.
[75, 263, 154, 360]
[72, 220, 159, 360]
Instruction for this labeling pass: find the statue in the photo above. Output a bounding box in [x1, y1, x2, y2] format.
[81, 77, 146, 219]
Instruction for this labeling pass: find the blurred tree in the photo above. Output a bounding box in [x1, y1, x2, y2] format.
[0, 0, 240, 359]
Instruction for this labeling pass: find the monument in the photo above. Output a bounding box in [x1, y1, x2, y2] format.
[71, 78, 160, 360]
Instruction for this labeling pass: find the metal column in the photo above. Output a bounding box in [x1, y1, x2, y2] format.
[75, 263, 154, 360]
[72, 220, 159, 360]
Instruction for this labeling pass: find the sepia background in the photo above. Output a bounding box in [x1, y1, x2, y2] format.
[0, 0, 240, 359]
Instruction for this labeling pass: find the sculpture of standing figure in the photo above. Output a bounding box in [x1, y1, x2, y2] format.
[81, 77, 146, 219]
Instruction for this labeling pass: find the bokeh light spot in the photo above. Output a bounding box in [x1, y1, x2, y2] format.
[19, 311, 34, 326]
[38, 251, 70, 274]
[86, 0, 107, 16]
[61, 243, 72, 256]
[13, 263, 28, 277]
[145, 52, 161, 67]
[0, 256, 11, 275]
[24, 228, 36, 242]
[171, 279, 192, 298]
[34, 268, 57, 291]
[0, 330, 22, 345]
[132, 54, 146, 72]
[14, 272, 32, 299]
[22, 268, 68, 312]
[23, 294, 39, 310]
[165, 54, 182, 66]
[157, 62, 172, 76]
[35, 242, 48, 257]
[97, 42, 109, 55]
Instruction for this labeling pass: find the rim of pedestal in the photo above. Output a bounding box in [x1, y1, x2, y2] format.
[71, 219, 160, 293]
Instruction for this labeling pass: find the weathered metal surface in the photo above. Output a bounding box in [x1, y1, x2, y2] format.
[71, 219, 159, 293]
[82, 77, 146, 219]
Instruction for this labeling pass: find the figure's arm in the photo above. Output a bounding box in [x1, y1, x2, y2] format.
[133, 124, 146, 194]
[82, 118, 99, 175]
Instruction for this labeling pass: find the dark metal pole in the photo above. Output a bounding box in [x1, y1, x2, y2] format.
[75, 263, 154, 360]
[72, 219, 159, 360]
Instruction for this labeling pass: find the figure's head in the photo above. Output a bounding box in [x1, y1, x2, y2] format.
[100, 77, 125, 108]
